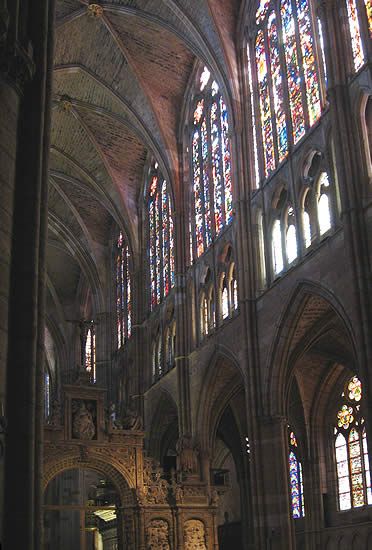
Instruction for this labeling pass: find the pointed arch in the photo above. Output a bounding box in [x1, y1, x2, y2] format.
[266, 281, 357, 416]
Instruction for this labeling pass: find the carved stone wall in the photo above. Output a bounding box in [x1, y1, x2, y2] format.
[184, 519, 207, 550]
[146, 519, 171, 550]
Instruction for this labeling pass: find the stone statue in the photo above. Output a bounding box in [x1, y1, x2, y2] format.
[184, 519, 207, 550]
[50, 398, 62, 426]
[121, 402, 143, 430]
[176, 433, 198, 475]
[146, 519, 170, 550]
[72, 400, 96, 440]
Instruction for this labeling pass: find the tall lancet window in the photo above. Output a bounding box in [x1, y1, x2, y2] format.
[85, 324, 96, 382]
[248, 0, 325, 183]
[334, 375, 372, 510]
[190, 67, 233, 259]
[148, 163, 175, 309]
[116, 231, 132, 349]
[288, 429, 305, 518]
[345, 0, 371, 72]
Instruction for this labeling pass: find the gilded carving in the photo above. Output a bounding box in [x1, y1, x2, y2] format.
[88, 4, 104, 17]
[184, 519, 207, 550]
[146, 519, 170, 550]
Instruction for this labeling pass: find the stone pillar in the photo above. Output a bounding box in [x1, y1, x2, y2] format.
[258, 416, 295, 550]
[2, 0, 55, 548]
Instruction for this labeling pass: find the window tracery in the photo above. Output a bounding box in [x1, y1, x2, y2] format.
[116, 231, 132, 349]
[190, 67, 233, 259]
[334, 375, 372, 510]
[148, 163, 175, 309]
[247, 0, 325, 184]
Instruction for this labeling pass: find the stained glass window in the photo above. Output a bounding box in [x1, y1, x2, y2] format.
[148, 164, 175, 308]
[201, 295, 209, 337]
[346, 0, 365, 71]
[191, 68, 233, 259]
[247, 45, 260, 188]
[286, 206, 297, 263]
[272, 219, 284, 274]
[365, 0, 372, 37]
[45, 369, 51, 419]
[317, 172, 331, 235]
[251, 0, 324, 182]
[222, 282, 229, 319]
[288, 429, 305, 518]
[85, 325, 96, 382]
[334, 375, 372, 510]
[116, 232, 132, 349]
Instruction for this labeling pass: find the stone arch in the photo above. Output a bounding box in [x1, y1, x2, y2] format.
[43, 451, 136, 506]
[147, 388, 179, 463]
[266, 280, 356, 417]
[195, 347, 245, 452]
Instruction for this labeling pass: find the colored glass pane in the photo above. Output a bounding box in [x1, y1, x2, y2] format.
[256, 0, 271, 23]
[155, 192, 161, 304]
[149, 198, 157, 307]
[336, 433, 352, 510]
[220, 97, 233, 224]
[211, 100, 223, 234]
[194, 99, 204, 124]
[247, 45, 260, 187]
[201, 119, 212, 247]
[116, 234, 131, 348]
[337, 405, 354, 429]
[296, 0, 321, 126]
[365, 0, 372, 37]
[348, 376, 362, 401]
[363, 429, 372, 504]
[288, 429, 305, 518]
[126, 247, 131, 338]
[256, 29, 275, 176]
[346, 0, 365, 71]
[290, 431, 298, 447]
[85, 327, 95, 382]
[162, 180, 170, 297]
[303, 210, 311, 248]
[233, 278, 238, 309]
[272, 219, 283, 274]
[318, 18, 328, 85]
[281, 0, 305, 143]
[286, 223, 297, 263]
[222, 285, 229, 319]
[200, 66, 211, 90]
[148, 170, 175, 308]
[268, 11, 288, 162]
[349, 429, 364, 506]
[45, 370, 50, 419]
[193, 130, 204, 258]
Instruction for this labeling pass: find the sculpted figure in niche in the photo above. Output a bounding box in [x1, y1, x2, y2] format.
[184, 519, 207, 550]
[176, 433, 198, 475]
[72, 400, 96, 440]
[146, 519, 170, 550]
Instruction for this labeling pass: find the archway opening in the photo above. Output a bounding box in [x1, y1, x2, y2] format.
[43, 468, 121, 550]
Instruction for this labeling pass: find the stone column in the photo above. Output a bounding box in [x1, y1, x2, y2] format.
[258, 416, 295, 550]
[2, 0, 55, 548]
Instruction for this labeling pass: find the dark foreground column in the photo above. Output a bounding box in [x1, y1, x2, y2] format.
[2, 0, 55, 548]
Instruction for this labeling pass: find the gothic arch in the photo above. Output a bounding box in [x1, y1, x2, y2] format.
[266, 281, 356, 416]
[147, 388, 179, 462]
[195, 348, 245, 451]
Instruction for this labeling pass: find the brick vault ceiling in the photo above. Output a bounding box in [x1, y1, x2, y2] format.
[48, 0, 241, 309]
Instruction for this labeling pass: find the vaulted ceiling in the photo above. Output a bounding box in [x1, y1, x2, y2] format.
[47, 0, 243, 330]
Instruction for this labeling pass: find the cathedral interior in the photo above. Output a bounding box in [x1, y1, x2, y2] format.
[0, 0, 372, 549]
